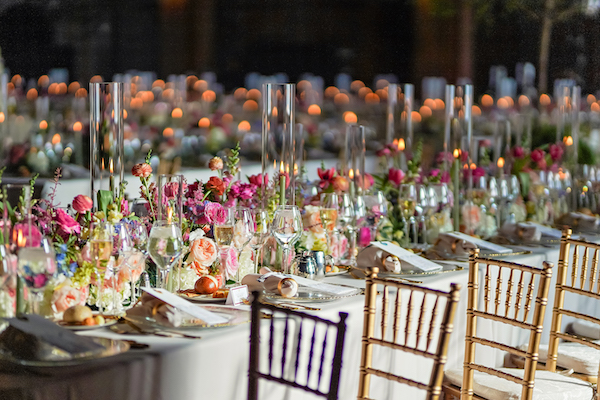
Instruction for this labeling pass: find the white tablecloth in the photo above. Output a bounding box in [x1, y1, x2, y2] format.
[1, 241, 594, 400]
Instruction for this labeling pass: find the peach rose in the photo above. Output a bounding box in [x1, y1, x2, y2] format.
[303, 207, 324, 234]
[208, 156, 224, 171]
[51, 281, 85, 314]
[190, 237, 218, 267]
[72, 195, 93, 214]
[190, 259, 210, 277]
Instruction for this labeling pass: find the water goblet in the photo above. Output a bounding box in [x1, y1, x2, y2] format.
[147, 221, 183, 292]
[89, 221, 113, 314]
[249, 209, 270, 274]
[320, 193, 339, 260]
[399, 183, 417, 245]
[17, 237, 57, 315]
[272, 205, 303, 274]
[232, 207, 254, 281]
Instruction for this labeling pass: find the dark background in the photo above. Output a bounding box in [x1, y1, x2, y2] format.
[0, 0, 598, 96]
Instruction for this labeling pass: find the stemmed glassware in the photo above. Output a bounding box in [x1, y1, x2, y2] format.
[232, 207, 254, 281]
[399, 183, 417, 245]
[337, 193, 355, 265]
[147, 221, 183, 292]
[17, 237, 57, 315]
[124, 221, 148, 303]
[320, 193, 339, 261]
[214, 208, 234, 251]
[363, 191, 388, 242]
[249, 209, 270, 273]
[89, 221, 113, 314]
[108, 221, 133, 314]
[272, 205, 303, 274]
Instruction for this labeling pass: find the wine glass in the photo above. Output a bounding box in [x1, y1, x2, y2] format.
[337, 193, 356, 265]
[232, 207, 254, 282]
[147, 221, 183, 292]
[214, 207, 234, 251]
[320, 193, 339, 260]
[89, 221, 113, 314]
[125, 221, 148, 304]
[249, 209, 270, 274]
[110, 221, 134, 313]
[399, 183, 417, 245]
[17, 237, 57, 315]
[272, 205, 303, 274]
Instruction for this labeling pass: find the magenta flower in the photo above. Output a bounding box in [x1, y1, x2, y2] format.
[512, 146, 525, 159]
[472, 167, 486, 178]
[358, 227, 373, 247]
[388, 168, 405, 186]
[441, 171, 450, 183]
[12, 223, 42, 247]
[163, 182, 180, 199]
[72, 195, 93, 214]
[204, 202, 226, 224]
[549, 144, 564, 162]
[531, 149, 545, 163]
[376, 147, 391, 157]
[248, 173, 268, 188]
[55, 209, 81, 235]
[33, 274, 48, 289]
[317, 167, 336, 189]
[435, 151, 454, 165]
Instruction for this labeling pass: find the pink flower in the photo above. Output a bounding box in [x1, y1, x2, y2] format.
[78, 242, 92, 264]
[549, 144, 564, 162]
[358, 227, 373, 247]
[190, 237, 218, 267]
[441, 171, 451, 183]
[472, 167, 486, 178]
[223, 246, 239, 279]
[435, 151, 454, 165]
[388, 168, 405, 186]
[537, 158, 547, 170]
[376, 148, 391, 157]
[429, 169, 441, 179]
[248, 173, 268, 187]
[121, 198, 129, 215]
[204, 202, 227, 224]
[163, 182, 180, 199]
[55, 209, 81, 234]
[361, 173, 374, 190]
[72, 195, 93, 214]
[12, 223, 42, 247]
[132, 163, 152, 178]
[512, 146, 525, 159]
[317, 167, 335, 189]
[531, 149, 545, 163]
[51, 281, 86, 314]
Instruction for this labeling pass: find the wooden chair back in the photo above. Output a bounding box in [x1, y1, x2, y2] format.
[248, 291, 348, 400]
[547, 229, 600, 384]
[357, 266, 461, 400]
[462, 249, 553, 400]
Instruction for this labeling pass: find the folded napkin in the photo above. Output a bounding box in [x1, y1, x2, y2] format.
[355, 245, 402, 273]
[241, 267, 299, 298]
[126, 292, 183, 328]
[435, 233, 477, 256]
[557, 212, 600, 232]
[499, 222, 542, 242]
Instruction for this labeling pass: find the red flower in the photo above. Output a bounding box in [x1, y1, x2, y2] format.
[72, 195, 93, 214]
[205, 176, 225, 196]
[317, 167, 336, 189]
[248, 173, 268, 188]
[388, 168, 405, 186]
[132, 163, 152, 178]
[55, 209, 81, 235]
[549, 144, 564, 162]
[512, 146, 525, 159]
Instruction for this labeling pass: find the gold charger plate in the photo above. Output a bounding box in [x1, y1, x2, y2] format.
[125, 305, 250, 330]
[264, 285, 362, 303]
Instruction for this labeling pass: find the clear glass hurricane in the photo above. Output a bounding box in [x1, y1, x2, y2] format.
[147, 221, 183, 292]
[272, 205, 303, 274]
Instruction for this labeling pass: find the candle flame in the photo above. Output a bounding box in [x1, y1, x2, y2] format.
[497, 157, 505, 169]
[167, 206, 173, 224]
[564, 136, 574, 146]
[280, 161, 285, 173]
[17, 229, 25, 248]
[470, 163, 476, 170]
[398, 138, 405, 151]
[349, 168, 354, 179]
[453, 149, 460, 159]
[109, 159, 114, 174]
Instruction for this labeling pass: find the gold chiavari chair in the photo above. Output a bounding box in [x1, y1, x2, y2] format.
[248, 291, 348, 400]
[442, 249, 594, 400]
[357, 266, 461, 400]
[542, 229, 600, 387]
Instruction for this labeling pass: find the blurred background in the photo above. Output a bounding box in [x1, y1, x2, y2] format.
[0, 0, 599, 96]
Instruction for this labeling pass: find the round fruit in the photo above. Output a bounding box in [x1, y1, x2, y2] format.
[63, 305, 93, 323]
[83, 317, 95, 326]
[195, 275, 219, 294]
[94, 315, 105, 326]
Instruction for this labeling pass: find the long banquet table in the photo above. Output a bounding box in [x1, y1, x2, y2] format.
[0, 240, 595, 400]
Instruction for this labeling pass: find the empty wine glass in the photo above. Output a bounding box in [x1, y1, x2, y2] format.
[272, 205, 303, 274]
[337, 193, 356, 265]
[89, 221, 113, 315]
[17, 237, 57, 315]
[147, 221, 183, 292]
[110, 221, 134, 313]
[124, 221, 148, 304]
[399, 183, 417, 245]
[249, 209, 270, 273]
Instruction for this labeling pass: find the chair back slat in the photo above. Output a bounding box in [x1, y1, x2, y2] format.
[514, 271, 525, 319]
[381, 286, 389, 339]
[505, 269, 515, 318]
[415, 293, 428, 349]
[461, 250, 553, 400]
[248, 292, 347, 400]
[403, 290, 413, 346]
[484, 264, 491, 313]
[358, 267, 461, 400]
[546, 229, 600, 385]
[592, 249, 599, 293]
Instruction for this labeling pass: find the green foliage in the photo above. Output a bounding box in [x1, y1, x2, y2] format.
[226, 142, 241, 176]
[579, 140, 596, 166]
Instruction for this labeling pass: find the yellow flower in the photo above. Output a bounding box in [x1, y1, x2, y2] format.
[108, 210, 123, 224]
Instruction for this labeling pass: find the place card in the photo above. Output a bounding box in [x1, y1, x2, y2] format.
[518, 222, 562, 238]
[446, 231, 512, 254]
[226, 285, 249, 306]
[142, 288, 228, 325]
[370, 241, 443, 272]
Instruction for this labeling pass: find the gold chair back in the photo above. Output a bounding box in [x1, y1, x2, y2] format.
[460, 249, 553, 400]
[357, 266, 461, 400]
[547, 229, 600, 384]
[248, 291, 348, 400]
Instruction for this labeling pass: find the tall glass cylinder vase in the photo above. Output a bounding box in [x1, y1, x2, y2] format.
[404, 83, 414, 154]
[443, 85, 455, 174]
[90, 82, 124, 210]
[261, 83, 296, 209]
[386, 83, 398, 144]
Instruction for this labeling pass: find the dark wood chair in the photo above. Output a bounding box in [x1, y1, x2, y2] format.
[248, 291, 348, 400]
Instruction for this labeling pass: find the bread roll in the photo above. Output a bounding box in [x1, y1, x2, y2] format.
[63, 305, 93, 323]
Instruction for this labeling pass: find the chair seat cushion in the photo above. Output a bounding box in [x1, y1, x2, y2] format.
[571, 319, 600, 340]
[445, 367, 594, 400]
[534, 342, 600, 376]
